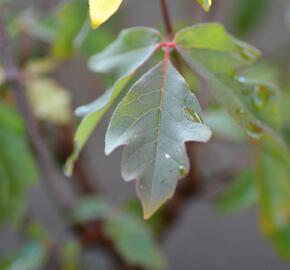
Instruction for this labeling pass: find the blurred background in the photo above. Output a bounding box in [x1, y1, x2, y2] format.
[1, 0, 290, 269]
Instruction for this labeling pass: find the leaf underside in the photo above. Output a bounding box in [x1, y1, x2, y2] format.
[105, 60, 211, 219]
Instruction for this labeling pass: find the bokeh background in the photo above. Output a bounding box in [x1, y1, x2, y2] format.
[1, 0, 290, 269]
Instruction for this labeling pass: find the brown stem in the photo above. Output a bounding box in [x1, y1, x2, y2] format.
[159, 0, 174, 39]
[0, 7, 75, 210]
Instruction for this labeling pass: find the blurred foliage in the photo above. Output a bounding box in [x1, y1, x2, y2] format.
[72, 196, 165, 269]
[0, 0, 290, 269]
[0, 103, 37, 226]
[231, 0, 271, 36]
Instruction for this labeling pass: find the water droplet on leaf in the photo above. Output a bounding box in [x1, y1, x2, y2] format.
[238, 45, 260, 61]
[178, 166, 187, 177]
[251, 84, 272, 110]
[165, 153, 171, 159]
[184, 108, 203, 123]
[247, 123, 263, 140]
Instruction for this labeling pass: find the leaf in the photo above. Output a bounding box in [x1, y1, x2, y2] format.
[66, 27, 162, 176]
[175, 23, 284, 146]
[196, 0, 212, 12]
[255, 140, 290, 257]
[53, 0, 88, 58]
[175, 23, 261, 74]
[71, 196, 165, 269]
[0, 103, 37, 226]
[217, 170, 257, 213]
[204, 109, 244, 141]
[0, 242, 46, 270]
[89, 0, 123, 29]
[27, 78, 72, 125]
[105, 214, 165, 270]
[105, 60, 211, 219]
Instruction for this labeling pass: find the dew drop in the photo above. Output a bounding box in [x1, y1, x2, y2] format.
[247, 123, 263, 140]
[235, 108, 245, 115]
[165, 153, 171, 159]
[251, 84, 272, 110]
[184, 108, 203, 123]
[178, 166, 187, 177]
[238, 45, 260, 61]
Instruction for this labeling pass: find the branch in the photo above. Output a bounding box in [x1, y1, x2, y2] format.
[0, 6, 75, 211]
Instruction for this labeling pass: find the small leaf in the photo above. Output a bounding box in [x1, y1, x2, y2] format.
[89, 0, 123, 29]
[66, 27, 162, 176]
[105, 60, 211, 219]
[0, 242, 46, 270]
[53, 0, 88, 58]
[105, 214, 165, 269]
[71, 196, 165, 269]
[196, 0, 212, 12]
[27, 78, 72, 126]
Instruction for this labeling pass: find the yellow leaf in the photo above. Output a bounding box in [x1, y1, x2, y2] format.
[196, 0, 212, 12]
[27, 78, 72, 125]
[89, 0, 123, 29]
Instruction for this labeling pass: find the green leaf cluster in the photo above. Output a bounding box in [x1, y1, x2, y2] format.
[67, 21, 287, 221]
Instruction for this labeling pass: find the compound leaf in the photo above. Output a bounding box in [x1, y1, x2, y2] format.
[105, 60, 211, 219]
[66, 27, 162, 176]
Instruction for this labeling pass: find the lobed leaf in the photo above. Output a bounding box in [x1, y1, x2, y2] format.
[89, 0, 123, 29]
[65, 27, 162, 176]
[105, 60, 211, 219]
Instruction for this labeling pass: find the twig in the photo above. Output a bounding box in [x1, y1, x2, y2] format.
[159, 0, 174, 39]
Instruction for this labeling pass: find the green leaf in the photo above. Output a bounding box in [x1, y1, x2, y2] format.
[66, 27, 162, 176]
[175, 23, 261, 74]
[217, 170, 257, 213]
[71, 196, 165, 269]
[0, 242, 46, 270]
[27, 78, 72, 125]
[0, 103, 37, 226]
[196, 0, 212, 12]
[105, 214, 165, 270]
[175, 23, 283, 147]
[105, 60, 211, 219]
[255, 141, 290, 258]
[52, 0, 88, 58]
[204, 109, 244, 141]
[231, 0, 271, 36]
